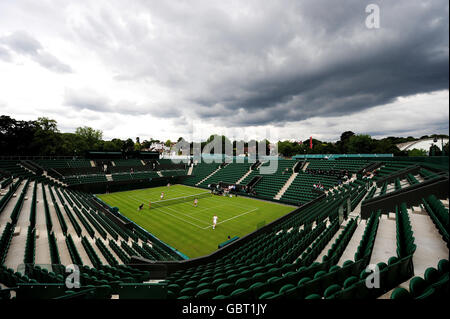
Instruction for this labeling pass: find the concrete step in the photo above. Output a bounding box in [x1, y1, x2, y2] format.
[236, 169, 253, 185]
[409, 209, 448, 278]
[337, 219, 366, 266]
[302, 162, 309, 171]
[314, 221, 349, 263]
[274, 172, 298, 200]
[195, 166, 221, 186]
[0, 180, 26, 225]
[369, 217, 396, 265]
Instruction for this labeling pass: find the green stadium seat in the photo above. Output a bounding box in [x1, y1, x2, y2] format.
[409, 277, 427, 298]
[424, 267, 440, 286]
[343, 276, 358, 289]
[259, 291, 276, 299]
[195, 288, 215, 299]
[390, 287, 412, 300]
[179, 287, 196, 297]
[416, 287, 436, 300]
[324, 284, 341, 299]
[438, 259, 449, 275]
[216, 283, 234, 296]
[305, 293, 322, 299]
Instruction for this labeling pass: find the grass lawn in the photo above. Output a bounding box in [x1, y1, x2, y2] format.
[97, 184, 294, 258]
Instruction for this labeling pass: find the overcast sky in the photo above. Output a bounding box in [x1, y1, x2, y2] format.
[0, 0, 448, 142]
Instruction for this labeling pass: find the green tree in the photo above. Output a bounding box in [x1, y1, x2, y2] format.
[74, 126, 103, 152]
[347, 134, 374, 154]
[337, 131, 355, 153]
[36, 117, 59, 132]
[59, 133, 87, 156]
[141, 140, 151, 149]
[443, 142, 449, 156]
[123, 138, 135, 152]
[372, 139, 402, 155]
[429, 144, 442, 156]
[407, 148, 427, 156]
[0, 115, 38, 155]
[75, 126, 103, 141]
[31, 117, 62, 155]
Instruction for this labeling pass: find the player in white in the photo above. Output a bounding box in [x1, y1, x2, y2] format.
[194, 198, 198, 207]
[212, 214, 218, 230]
[160, 192, 164, 200]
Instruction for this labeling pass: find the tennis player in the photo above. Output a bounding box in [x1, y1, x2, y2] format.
[194, 198, 198, 207]
[160, 192, 164, 200]
[212, 214, 218, 230]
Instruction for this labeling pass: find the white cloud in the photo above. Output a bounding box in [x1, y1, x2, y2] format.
[0, 30, 72, 73]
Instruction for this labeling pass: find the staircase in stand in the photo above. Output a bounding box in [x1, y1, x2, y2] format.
[302, 162, 310, 171]
[236, 169, 253, 185]
[274, 172, 298, 200]
[195, 166, 222, 186]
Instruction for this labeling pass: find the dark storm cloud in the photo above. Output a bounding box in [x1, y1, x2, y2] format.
[66, 0, 447, 128]
[0, 30, 72, 73]
[176, 0, 449, 126]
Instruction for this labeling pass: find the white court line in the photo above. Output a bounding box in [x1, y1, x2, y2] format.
[201, 195, 255, 210]
[129, 189, 206, 204]
[175, 199, 226, 216]
[186, 204, 225, 217]
[129, 194, 147, 203]
[161, 204, 211, 225]
[202, 208, 259, 229]
[127, 192, 209, 227]
[154, 207, 205, 229]
[124, 188, 259, 230]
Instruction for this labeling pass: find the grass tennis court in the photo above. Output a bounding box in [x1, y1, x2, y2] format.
[97, 184, 294, 258]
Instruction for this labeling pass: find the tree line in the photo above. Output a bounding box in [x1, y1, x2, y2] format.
[0, 115, 447, 157]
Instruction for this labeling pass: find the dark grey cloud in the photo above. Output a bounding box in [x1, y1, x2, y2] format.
[0, 30, 72, 73]
[33, 51, 72, 73]
[175, 0, 449, 126]
[64, 88, 112, 112]
[64, 87, 181, 118]
[2, 30, 42, 54]
[65, 0, 448, 129]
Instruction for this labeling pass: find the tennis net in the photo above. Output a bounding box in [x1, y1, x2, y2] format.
[150, 192, 211, 209]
